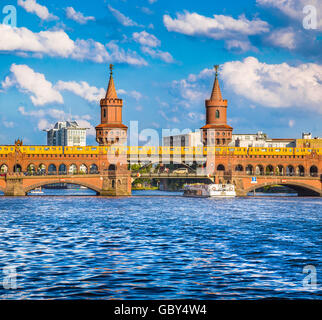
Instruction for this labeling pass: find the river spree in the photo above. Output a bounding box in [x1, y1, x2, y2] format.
[0, 191, 321, 299]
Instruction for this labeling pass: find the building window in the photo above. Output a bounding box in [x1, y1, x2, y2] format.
[216, 110, 220, 118]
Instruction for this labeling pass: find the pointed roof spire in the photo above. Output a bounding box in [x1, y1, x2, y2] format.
[210, 64, 223, 101]
[105, 64, 118, 99]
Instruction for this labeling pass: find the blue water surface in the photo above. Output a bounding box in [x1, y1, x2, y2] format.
[0, 190, 321, 299]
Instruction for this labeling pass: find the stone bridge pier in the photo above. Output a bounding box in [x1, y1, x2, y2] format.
[1, 170, 132, 197]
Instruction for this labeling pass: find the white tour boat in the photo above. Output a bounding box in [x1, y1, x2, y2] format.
[183, 183, 236, 198]
[30, 187, 44, 195]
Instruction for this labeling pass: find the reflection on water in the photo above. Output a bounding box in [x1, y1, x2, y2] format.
[0, 190, 321, 299]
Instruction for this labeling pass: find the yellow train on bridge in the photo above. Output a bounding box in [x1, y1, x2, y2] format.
[0, 145, 321, 156]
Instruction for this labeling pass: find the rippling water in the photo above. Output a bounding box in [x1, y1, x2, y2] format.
[0, 191, 321, 299]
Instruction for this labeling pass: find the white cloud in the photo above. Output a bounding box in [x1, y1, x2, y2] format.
[225, 39, 257, 52]
[141, 46, 174, 63]
[148, 0, 157, 4]
[159, 110, 180, 123]
[108, 5, 140, 27]
[18, 0, 57, 21]
[0, 25, 147, 65]
[74, 119, 96, 136]
[163, 11, 269, 39]
[132, 31, 174, 63]
[37, 118, 51, 130]
[18, 106, 45, 117]
[133, 31, 160, 47]
[135, 105, 143, 111]
[3, 121, 14, 128]
[19, 106, 95, 135]
[3, 64, 63, 106]
[65, 7, 95, 24]
[221, 57, 322, 113]
[288, 119, 295, 128]
[4, 65, 143, 107]
[266, 28, 297, 49]
[170, 67, 214, 107]
[0, 24, 75, 57]
[106, 41, 147, 66]
[257, 0, 322, 29]
[117, 89, 143, 101]
[55, 81, 105, 103]
[141, 7, 153, 15]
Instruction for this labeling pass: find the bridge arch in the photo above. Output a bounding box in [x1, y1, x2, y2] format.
[235, 164, 243, 172]
[246, 164, 253, 175]
[296, 165, 305, 176]
[79, 164, 88, 174]
[255, 165, 264, 175]
[13, 164, 22, 172]
[265, 165, 274, 175]
[38, 163, 46, 173]
[58, 164, 67, 175]
[24, 180, 101, 194]
[108, 164, 116, 171]
[276, 165, 284, 175]
[68, 164, 77, 174]
[48, 164, 57, 175]
[217, 164, 225, 171]
[27, 163, 36, 173]
[286, 165, 295, 176]
[310, 165, 318, 177]
[90, 164, 99, 174]
[246, 182, 321, 197]
[0, 164, 8, 173]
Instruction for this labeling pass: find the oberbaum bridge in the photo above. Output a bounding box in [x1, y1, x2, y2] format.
[0, 65, 321, 197]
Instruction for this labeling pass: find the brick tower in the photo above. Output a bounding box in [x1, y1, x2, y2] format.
[96, 64, 128, 146]
[201, 65, 233, 146]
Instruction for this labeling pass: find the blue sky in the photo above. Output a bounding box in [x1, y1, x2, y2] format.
[0, 0, 321, 145]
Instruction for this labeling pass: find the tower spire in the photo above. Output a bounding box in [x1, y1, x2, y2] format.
[105, 64, 118, 99]
[210, 64, 223, 101]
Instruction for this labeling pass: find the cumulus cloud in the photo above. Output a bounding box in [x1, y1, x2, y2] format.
[170, 67, 214, 107]
[65, 7, 95, 24]
[225, 39, 257, 52]
[2, 64, 63, 106]
[117, 89, 143, 101]
[19, 106, 95, 135]
[141, 46, 174, 63]
[132, 30, 174, 63]
[0, 25, 147, 65]
[3, 120, 14, 128]
[257, 0, 322, 29]
[18, 0, 57, 21]
[18, 106, 45, 117]
[266, 28, 297, 49]
[221, 57, 322, 113]
[0, 25, 75, 57]
[37, 118, 51, 130]
[4, 64, 143, 108]
[55, 81, 105, 103]
[163, 11, 269, 39]
[133, 31, 160, 47]
[106, 41, 147, 66]
[108, 5, 140, 27]
[170, 58, 322, 114]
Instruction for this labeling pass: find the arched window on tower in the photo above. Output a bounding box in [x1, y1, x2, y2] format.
[103, 109, 106, 118]
[216, 110, 220, 118]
